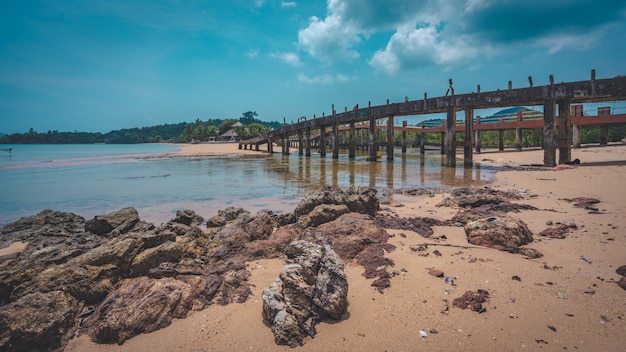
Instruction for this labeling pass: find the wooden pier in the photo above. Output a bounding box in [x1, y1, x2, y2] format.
[239, 71, 626, 167]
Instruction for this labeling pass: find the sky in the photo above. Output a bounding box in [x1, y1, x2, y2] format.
[1, 0, 625, 134]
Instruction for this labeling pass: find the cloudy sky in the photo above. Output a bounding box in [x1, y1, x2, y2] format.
[1, 0, 625, 134]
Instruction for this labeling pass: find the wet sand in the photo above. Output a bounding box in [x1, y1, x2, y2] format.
[67, 143, 626, 351]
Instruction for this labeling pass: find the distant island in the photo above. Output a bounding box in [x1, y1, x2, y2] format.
[0, 111, 282, 144]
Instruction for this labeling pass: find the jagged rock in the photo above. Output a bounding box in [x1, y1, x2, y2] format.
[298, 204, 349, 228]
[453, 289, 490, 312]
[438, 187, 522, 208]
[616, 265, 626, 276]
[0, 290, 78, 352]
[539, 224, 571, 239]
[562, 197, 600, 208]
[294, 186, 379, 218]
[262, 240, 348, 347]
[0, 209, 86, 241]
[88, 277, 195, 344]
[85, 207, 141, 235]
[130, 241, 183, 277]
[206, 207, 250, 228]
[314, 213, 394, 292]
[451, 202, 538, 225]
[170, 209, 204, 227]
[375, 213, 446, 237]
[517, 247, 543, 258]
[617, 276, 626, 290]
[464, 217, 534, 252]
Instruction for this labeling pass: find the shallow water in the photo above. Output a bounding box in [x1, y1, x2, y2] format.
[0, 144, 496, 226]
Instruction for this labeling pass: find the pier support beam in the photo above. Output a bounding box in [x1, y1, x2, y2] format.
[332, 121, 339, 159]
[543, 99, 557, 167]
[268, 138, 273, 154]
[305, 126, 311, 157]
[464, 108, 473, 168]
[320, 126, 326, 157]
[282, 132, 289, 155]
[298, 130, 304, 156]
[368, 107, 378, 161]
[386, 116, 394, 161]
[515, 111, 523, 151]
[401, 120, 407, 154]
[348, 121, 355, 158]
[420, 121, 426, 154]
[475, 116, 482, 153]
[572, 105, 583, 148]
[444, 106, 457, 167]
[557, 100, 571, 164]
[599, 107, 610, 146]
[498, 130, 505, 151]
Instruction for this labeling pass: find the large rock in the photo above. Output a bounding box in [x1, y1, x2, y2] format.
[88, 277, 195, 344]
[0, 291, 78, 352]
[262, 240, 348, 347]
[298, 204, 349, 228]
[464, 217, 534, 251]
[294, 186, 379, 218]
[130, 241, 183, 277]
[85, 207, 141, 235]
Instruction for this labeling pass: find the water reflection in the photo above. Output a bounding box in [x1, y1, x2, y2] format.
[262, 148, 495, 196]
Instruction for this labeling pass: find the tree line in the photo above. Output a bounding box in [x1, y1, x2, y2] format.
[0, 111, 283, 144]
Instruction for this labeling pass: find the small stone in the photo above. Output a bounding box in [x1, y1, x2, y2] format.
[433, 250, 442, 257]
[428, 269, 444, 278]
[583, 288, 596, 295]
[546, 220, 553, 226]
[511, 275, 521, 282]
[429, 328, 438, 334]
[547, 325, 557, 332]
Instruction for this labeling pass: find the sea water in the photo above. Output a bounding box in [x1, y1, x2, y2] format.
[0, 144, 496, 227]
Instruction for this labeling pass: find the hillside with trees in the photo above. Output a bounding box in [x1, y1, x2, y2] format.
[0, 111, 282, 144]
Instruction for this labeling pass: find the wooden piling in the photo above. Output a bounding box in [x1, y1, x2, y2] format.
[444, 106, 456, 167]
[515, 110, 523, 151]
[475, 116, 481, 153]
[368, 105, 377, 161]
[420, 121, 426, 154]
[349, 121, 355, 158]
[558, 100, 571, 164]
[464, 108, 473, 167]
[599, 107, 610, 145]
[332, 121, 339, 159]
[320, 126, 326, 157]
[543, 99, 557, 167]
[305, 126, 311, 157]
[401, 120, 407, 154]
[386, 116, 394, 161]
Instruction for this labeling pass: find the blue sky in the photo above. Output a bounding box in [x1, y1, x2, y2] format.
[1, 0, 625, 134]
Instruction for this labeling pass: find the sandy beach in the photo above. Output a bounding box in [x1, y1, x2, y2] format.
[65, 143, 626, 351]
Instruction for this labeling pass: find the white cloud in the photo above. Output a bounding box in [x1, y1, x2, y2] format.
[255, 0, 266, 7]
[271, 51, 302, 66]
[246, 48, 259, 58]
[281, 1, 297, 8]
[297, 73, 352, 84]
[369, 24, 477, 75]
[298, 14, 361, 62]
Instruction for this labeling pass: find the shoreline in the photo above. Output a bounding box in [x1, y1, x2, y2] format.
[7, 142, 626, 351]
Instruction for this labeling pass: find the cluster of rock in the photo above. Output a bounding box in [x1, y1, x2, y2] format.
[0, 186, 384, 350]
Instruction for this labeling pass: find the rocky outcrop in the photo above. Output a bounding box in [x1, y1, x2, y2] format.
[453, 289, 490, 313]
[294, 186, 379, 218]
[262, 241, 348, 347]
[464, 217, 534, 252]
[84, 207, 143, 235]
[298, 204, 349, 228]
[438, 187, 522, 208]
[0, 291, 78, 352]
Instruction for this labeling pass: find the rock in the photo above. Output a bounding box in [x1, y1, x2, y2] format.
[206, 207, 250, 228]
[130, 241, 183, 277]
[374, 213, 446, 238]
[0, 291, 78, 352]
[262, 240, 348, 347]
[438, 187, 522, 208]
[615, 265, 626, 276]
[313, 213, 395, 292]
[517, 247, 543, 258]
[562, 197, 600, 208]
[451, 202, 538, 225]
[539, 224, 571, 239]
[170, 209, 204, 227]
[298, 204, 349, 228]
[88, 277, 195, 344]
[464, 217, 534, 252]
[85, 207, 140, 235]
[293, 186, 379, 218]
[453, 289, 490, 312]
[429, 269, 444, 277]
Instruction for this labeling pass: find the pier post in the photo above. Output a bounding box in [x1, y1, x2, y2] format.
[444, 106, 456, 167]
[386, 116, 394, 161]
[298, 130, 304, 156]
[598, 107, 610, 145]
[305, 126, 311, 157]
[515, 110, 523, 151]
[475, 116, 481, 153]
[464, 108, 473, 167]
[268, 138, 273, 154]
[349, 121, 356, 158]
[572, 105, 583, 148]
[557, 100, 571, 164]
[420, 121, 426, 154]
[401, 120, 407, 154]
[319, 126, 326, 157]
[282, 131, 289, 155]
[543, 99, 557, 167]
[332, 121, 339, 159]
[368, 105, 378, 161]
